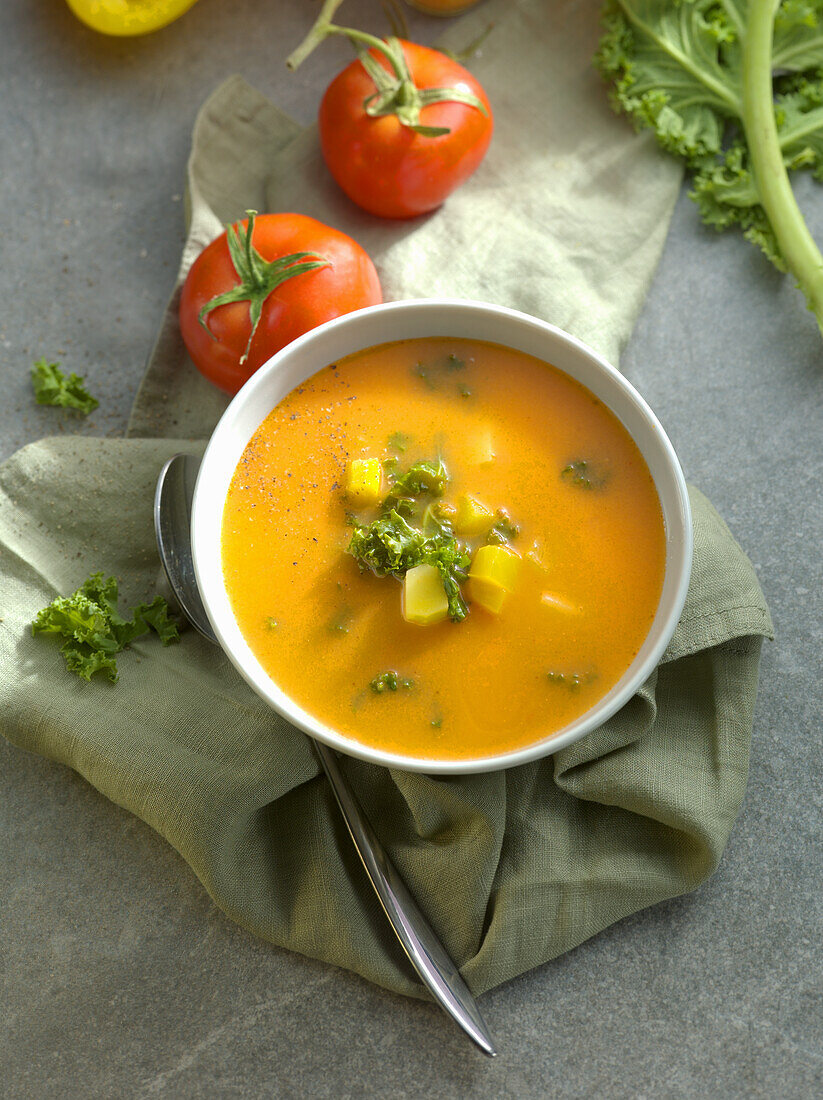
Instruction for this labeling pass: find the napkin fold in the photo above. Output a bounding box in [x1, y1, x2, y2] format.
[0, 0, 772, 998]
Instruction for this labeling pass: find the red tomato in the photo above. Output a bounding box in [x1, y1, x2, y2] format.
[179, 212, 382, 394]
[318, 39, 493, 219]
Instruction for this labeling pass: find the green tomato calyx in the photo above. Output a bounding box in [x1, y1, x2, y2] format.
[198, 210, 330, 365]
[358, 37, 487, 137]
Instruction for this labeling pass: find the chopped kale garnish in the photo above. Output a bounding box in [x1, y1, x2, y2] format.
[347, 509, 470, 622]
[384, 458, 448, 505]
[413, 351, 468, 390]
[393, 497, 417, 518]
[561, 460, 609, 491]
[327, 606, 353, 635]
[387, 431, 410, 452]
[370, 670, 414, 693]
[487, 508, 520, 545]
[414, 363, 435, 389]
[432, 545, 470, 622]
[421, 501, 451, 537]
[343, 449, 476, 623]
[546, 669, 598, 691]
[347, 510, 427, 577]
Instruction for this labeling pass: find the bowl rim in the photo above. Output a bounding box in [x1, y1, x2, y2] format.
[192, 298, 693, 774]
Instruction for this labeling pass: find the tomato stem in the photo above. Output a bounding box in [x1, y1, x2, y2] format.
[286, 2, 488, 137]
[198, 211, 331, 366]
[287, 3, 406, 84]
[286, 0, 372, 72]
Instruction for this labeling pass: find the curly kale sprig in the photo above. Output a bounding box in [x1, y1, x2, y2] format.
[31, 358, 99, 414]
[347, 509, 428, 578]
[32, 572, 179, 682]
[347, 508, 470, 621]
[382, 458, 449, 508]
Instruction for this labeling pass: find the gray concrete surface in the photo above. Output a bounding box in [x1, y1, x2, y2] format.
[1, 1, 821, 1097]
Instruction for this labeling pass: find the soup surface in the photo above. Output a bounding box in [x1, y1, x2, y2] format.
[221, 338, 665, 761]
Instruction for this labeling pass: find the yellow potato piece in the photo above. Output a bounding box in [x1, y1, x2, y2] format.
[469, 545, 520, 592]
[402, 564, 449, 625]
[346, 457, 382, 508]
[468, 545, 521, 615]
[453, 493, 494, 537]
[468, 576, 508, 615]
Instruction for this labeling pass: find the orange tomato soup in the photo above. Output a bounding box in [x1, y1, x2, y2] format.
[221, 338, 665, 761]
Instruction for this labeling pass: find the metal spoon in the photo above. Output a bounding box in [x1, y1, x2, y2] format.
[154, 453, 496, 1057]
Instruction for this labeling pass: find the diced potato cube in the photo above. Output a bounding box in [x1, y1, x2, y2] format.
[346, 458, 382, 508]
[540, 591, 581, 614]
[453, 493, 494, 537]
[468, 546, 521, 616]
[469, 545, 520, 593]
[466, 427, 496, 467]
[402, 564, 449, 626]
[468, 576, 508, 615]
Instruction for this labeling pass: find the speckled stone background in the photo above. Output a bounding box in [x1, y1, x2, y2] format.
[1, 1, 821, 1097]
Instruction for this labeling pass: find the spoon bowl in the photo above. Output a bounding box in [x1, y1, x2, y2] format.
[154, 454, 215, 642]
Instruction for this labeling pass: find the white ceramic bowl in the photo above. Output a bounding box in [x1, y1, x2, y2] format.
[192, 299, 692, 774]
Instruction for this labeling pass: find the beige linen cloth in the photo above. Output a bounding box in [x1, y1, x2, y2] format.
[0, 0, 772, 998]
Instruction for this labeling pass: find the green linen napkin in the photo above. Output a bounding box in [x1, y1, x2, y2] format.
[0, 0, 773, 999]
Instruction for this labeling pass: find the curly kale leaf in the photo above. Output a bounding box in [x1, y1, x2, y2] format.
[561, 459, 610, 491]
[384, 458, 449, 505]
[31, 358, 99, 414]
[347, 510, 428, 577]
[486, 508, 521, 545]
[33, 572, 179, 682]
[597, 0, 823, 331]
[347, 509, 470, 621]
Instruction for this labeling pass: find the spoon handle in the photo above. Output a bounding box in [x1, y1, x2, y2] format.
[313, 740, 496, 1057]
